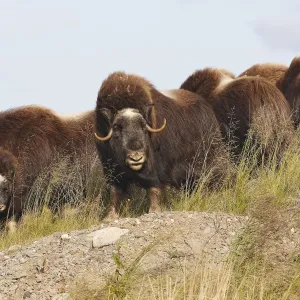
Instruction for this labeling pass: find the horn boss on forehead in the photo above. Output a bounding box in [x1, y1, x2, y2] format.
[95, 73, 167, 141]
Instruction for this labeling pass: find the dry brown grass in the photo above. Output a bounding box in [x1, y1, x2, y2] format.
[2, 114, 300, 299]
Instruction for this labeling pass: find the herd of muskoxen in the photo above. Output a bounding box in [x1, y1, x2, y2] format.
[0, 56, 300, 232]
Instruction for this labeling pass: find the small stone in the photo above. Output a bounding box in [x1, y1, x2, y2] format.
[291, 228, 295, 234]
[20, 257, 27, 264]
[52, 293, 70, 300]
[203, 227, 212, 234]
[92, 227, 129, 248]
[136, 219, 141, 225]
[220, 245, 229, 254]
[23, 291, 31, 299]
[135, 232, 144, 238]
[13, 272, 27, 280]
[60, 234, 71, 240]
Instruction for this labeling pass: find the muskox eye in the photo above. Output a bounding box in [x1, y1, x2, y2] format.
[113, 124, 121, 131]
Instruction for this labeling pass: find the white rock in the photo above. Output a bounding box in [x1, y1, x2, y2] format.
[203, 226, 212, 234]
[91, 227, 129, 248]
[291, 228, 295, 234]
[60, 234, 71, 240]
[19, 257, 27, 264]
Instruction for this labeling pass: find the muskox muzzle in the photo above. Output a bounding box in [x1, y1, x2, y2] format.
[0, 204, 6, 212]
[126, 151, 146, 171]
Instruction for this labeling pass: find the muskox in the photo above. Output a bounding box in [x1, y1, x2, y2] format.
[94, 71, 228, 219]
[238, 63, 288, 88]
[280, 57, 300, 124]
[0, 105, 97, 231]
[180, 68, 293, 156]
[238, 57, 300, 126]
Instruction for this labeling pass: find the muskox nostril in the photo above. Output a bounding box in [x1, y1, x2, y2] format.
[129, 155, 143, 162]
[127, 152, 145, 163]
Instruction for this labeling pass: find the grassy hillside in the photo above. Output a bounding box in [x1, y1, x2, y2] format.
[1, 127, 300, 299]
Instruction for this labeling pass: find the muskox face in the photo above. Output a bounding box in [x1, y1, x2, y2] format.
[0, 175, 11, 212]
[96, 107, 166, 171]
[0, 149, 17, 212]
[109, 108, 150, 171]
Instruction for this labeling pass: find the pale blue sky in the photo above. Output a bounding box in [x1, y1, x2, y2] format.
[1, 0, 299, 113]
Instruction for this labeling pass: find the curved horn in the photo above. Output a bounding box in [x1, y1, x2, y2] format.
[94, 129, 113, 141]
[146, 118, 167, 133]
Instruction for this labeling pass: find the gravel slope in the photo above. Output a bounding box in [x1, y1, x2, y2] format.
[0, 211, 249, 300]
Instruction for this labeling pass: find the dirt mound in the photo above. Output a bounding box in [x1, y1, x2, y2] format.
[0, 211, 247, 300]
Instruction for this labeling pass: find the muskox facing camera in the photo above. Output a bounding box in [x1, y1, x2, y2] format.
[95, 107, 166, 172]
[95, 71, 229, 219]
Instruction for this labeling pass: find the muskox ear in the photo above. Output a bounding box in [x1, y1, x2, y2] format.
[99, 108, 114, 125]
[143, 104, 155, 125]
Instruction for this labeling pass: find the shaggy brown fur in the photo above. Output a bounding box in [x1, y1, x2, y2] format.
[0, 105, 96, 226]
[238, 57, 300, 126]
[238, 63, 288, 88]
[280, 57, 300, 124]
[95, 71, 229, 218]
[180, 68, 235, 100]
[180, 68, 293, 156]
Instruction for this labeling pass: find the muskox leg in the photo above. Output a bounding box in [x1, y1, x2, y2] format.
[3, 199, 22, 234]
[105, 185, 125, 220]
[147, 187, 162, 213]
[6, 218, 17, 234]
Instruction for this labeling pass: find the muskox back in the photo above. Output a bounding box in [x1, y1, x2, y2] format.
[238, 58, 300, 127]
[238, 63, 287, 88]
[150, 88, 225, 184]
[180, 68, 294, 158]
[0, 106, 96, 183]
